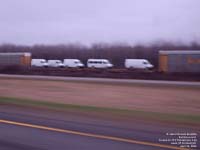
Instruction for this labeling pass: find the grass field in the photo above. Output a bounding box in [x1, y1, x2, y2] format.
[1, 97, 200, 127]
[0, 77, 200, 127]
[0, 78, 200, 115]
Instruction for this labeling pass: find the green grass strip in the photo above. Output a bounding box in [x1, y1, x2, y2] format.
[0, 96, 199, 125]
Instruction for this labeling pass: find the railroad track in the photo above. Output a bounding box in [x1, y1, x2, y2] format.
[0, 66, 199, 81]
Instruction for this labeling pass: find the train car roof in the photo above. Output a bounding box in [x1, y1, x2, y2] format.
[0, 52, 31, 56]
[159, 50, 200, 54]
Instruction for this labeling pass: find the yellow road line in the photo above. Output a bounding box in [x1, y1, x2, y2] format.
[0, 119, 189, 150]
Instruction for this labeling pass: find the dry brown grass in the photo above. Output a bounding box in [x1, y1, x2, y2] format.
[0, 78, 199, 115]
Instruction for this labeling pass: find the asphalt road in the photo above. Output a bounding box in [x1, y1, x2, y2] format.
[0, 105, 199, 150]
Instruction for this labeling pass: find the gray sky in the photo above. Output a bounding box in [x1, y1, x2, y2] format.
[0, 0, 200, 45]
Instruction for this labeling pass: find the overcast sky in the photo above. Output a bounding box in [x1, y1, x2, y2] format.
[0, 0, 200, 45]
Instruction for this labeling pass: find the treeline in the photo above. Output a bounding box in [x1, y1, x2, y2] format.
[0, 42, 200, 68]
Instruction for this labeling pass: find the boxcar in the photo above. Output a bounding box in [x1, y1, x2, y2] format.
[159, 50, 200, 73]
[0, 52, 32, 67]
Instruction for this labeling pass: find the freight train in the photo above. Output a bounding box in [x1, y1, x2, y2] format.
[0, 51, 200, 73]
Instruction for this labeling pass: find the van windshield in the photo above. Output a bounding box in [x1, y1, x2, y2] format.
[75, 60, 81, 63]
[41, 60, 46, 63]
[143, 61, 149, 65]
[104, 60, 110, 64]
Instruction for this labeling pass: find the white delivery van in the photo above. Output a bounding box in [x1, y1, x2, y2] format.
[47, 60, 64, 68]
[63, 59, 84, 68]
[125, 59, 154, 69]
[31, 59, 48, 67]
[87, 59, 113, 68]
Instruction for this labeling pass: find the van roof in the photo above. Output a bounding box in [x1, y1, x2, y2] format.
[32, 59, 46, 60]
[48, 59, 61, 61]
[88, 59, 109, 61]
[64, 59, 80, 61]
[125, 59, 148, 61]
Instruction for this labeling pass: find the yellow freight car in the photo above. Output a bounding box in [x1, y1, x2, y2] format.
[0, 52, 32, 67]
[159, 51, 200, 73]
